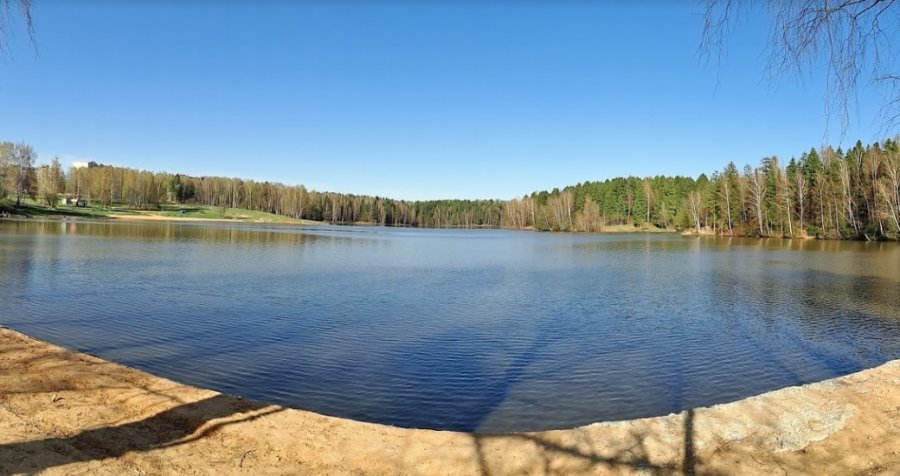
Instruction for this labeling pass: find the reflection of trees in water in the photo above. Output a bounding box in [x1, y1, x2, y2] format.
[712, 264, 900, 387]
[0, 225, 37, 293]
[3, 220, 355, 246]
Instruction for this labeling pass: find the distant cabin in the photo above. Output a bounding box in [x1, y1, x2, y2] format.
[65, 195, 87, 207]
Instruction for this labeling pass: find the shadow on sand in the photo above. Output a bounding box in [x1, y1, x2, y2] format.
[0, 394, 282, 475]
[468, 408, 701, 476]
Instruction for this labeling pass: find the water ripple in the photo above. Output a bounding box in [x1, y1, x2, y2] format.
[1, 221, 899, 432]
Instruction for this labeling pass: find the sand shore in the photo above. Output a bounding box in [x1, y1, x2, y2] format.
[1, 327, 898, 475]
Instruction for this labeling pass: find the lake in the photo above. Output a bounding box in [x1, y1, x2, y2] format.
[1, 218, 899, 432]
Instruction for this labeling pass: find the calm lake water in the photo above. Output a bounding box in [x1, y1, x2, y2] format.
[2, 219, 899, 432]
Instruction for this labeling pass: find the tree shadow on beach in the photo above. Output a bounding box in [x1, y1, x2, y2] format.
[0, 394, 282, 475]
[0, 331, 284, 474]
[468, 408, 703, 476]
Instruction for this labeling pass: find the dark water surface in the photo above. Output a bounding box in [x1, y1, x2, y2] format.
[2, 219, 899, 432]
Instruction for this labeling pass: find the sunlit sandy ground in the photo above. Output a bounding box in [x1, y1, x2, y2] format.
[1, 327, 897, 475]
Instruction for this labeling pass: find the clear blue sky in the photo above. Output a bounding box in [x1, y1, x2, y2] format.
[0, 1, 891, 200]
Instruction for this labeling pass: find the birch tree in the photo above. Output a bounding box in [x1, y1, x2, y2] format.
[746, 164, 768, 237]
[687, 190, 703, 233]
[793, 167, 808, 233]
[642, 179, 654, 224]
[6, 142, 35, 206]
[36, 156, 64, 207]
[702, 0, 900, 130]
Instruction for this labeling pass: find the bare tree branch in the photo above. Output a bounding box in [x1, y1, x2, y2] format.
[701, 0, 900, 135]
[0, 0, 33, 56]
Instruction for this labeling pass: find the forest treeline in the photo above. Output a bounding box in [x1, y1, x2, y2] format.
[1, 138, 899, 240]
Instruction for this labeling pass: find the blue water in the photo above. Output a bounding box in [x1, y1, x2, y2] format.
[1, 219, 899, 432]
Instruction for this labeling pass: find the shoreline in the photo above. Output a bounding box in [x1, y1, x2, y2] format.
[1, 327, 898, 475]
[105, 213, 316, 225]
[3, 209, 893, 241]
[0, 214, 679, 234]
[0, 212, 318, 226]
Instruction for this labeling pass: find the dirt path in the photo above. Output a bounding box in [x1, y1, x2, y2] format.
[1, 327, 898, 475]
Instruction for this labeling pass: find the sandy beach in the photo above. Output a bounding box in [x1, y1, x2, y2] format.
[1, 326, 898, 475]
